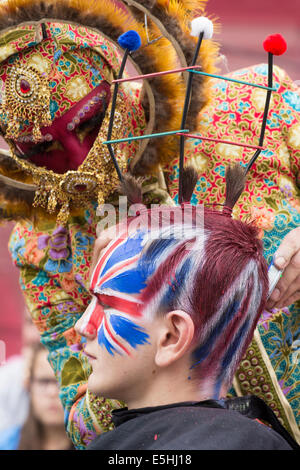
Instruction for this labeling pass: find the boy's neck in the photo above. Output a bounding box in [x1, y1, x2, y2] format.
[125, 371, 227, 410]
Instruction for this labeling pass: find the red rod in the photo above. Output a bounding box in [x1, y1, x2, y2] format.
[176, 133, 265, 150]
[112, 65, 202, 84]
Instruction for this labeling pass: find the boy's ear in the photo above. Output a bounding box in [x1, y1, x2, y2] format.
[154, 310, 195, 368]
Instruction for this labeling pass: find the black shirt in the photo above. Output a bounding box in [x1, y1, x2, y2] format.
[87, 399, 295, 450]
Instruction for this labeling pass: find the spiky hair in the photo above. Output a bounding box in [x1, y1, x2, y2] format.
[136, 205, 268, 391]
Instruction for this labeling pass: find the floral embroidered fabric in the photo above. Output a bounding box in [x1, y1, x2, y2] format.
[8, 64, 300, 446]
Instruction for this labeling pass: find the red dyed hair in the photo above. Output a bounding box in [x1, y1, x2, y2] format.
[135, 205, 269, 389]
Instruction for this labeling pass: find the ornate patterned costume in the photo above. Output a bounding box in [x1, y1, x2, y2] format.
[0, 0, 299, 448]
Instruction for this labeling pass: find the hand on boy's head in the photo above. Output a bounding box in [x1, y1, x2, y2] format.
[267, 226, 300, 309]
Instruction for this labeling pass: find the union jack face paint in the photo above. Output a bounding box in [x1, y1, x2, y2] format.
[80, 230, 151, 356]
[77, 201, 269, 388]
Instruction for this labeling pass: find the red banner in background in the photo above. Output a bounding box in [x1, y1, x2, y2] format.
[208, 0, 299, 79]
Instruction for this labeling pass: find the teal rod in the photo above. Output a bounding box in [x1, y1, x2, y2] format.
[103, 129, 190, 145]
[189, 70, 276, 91]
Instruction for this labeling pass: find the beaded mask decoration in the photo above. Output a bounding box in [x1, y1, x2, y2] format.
[4, 64, 52, 142]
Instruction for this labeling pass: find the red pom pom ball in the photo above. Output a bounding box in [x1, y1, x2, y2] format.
[263, 34, 287, 56]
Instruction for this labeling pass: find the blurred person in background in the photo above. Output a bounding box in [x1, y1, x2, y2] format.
[0, 342, 73, 450]
[0, 307, 40, 434]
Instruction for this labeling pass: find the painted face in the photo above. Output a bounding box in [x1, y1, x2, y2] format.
[75, 230, 161, 399]
[75, 210, 202, 398]
[77, 231, 151, 356]
[77, 208, 201, 357]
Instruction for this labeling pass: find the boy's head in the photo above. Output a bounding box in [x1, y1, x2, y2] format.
[75, 198, 269, 408]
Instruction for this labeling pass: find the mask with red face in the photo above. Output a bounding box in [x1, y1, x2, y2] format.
[0, 19, 146, 223]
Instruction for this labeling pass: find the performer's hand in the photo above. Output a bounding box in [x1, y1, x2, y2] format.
[267, 226, 300, 309]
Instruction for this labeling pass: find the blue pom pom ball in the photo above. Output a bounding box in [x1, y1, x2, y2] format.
[118, 30, 142, 52]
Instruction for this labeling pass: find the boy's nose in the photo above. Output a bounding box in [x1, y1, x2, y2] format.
[75, 316, 98, 339]
[74, 296, 102, 339]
